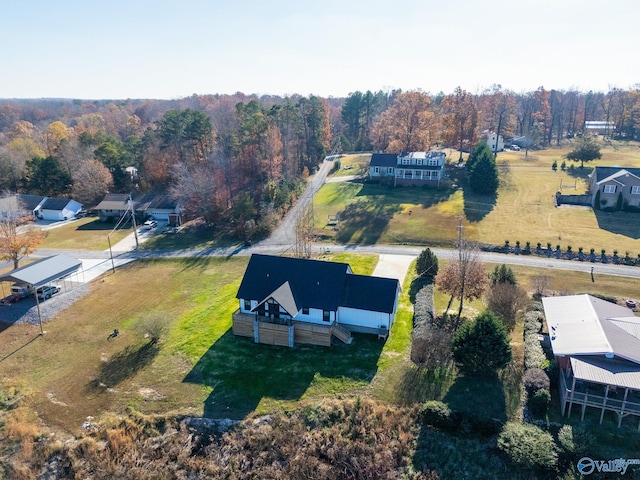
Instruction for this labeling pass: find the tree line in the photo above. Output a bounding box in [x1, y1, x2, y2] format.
[0, 85, 638, 231]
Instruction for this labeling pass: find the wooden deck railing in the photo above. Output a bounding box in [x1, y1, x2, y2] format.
[559, 371, 640, 429]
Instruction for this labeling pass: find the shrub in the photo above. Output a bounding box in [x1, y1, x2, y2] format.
[416, 248, 439, 279]
[420, 401, 453, 430]
[544, 359, 560, 388]
[498, 422, 558, 471]
[523, 368, 550, 395]
[451, 312, 512, 377]
[552, 160, 558, 171]
[557, 424, 595, 458]
[524, 332, 546, 369]
[134, 312, 172, 344]
[529, 389, 551, 416]
[524, 311, 543, 334]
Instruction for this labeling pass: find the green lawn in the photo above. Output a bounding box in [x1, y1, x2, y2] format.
[314, 141, 640, 255]
[40, 217, 133, 250]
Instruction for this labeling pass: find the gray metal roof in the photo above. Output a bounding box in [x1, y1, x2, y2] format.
[0, 255, 82, 287]
[543, 294, 634, 357]
[571, 356, 640, 390]
[601, 317, 640, 364]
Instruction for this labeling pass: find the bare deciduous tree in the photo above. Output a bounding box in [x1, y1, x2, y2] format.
[72, 159, 113, 205]
[531, 274, 552, 299]
[486, 283, 529, 331]
[436, 238, 487, 324]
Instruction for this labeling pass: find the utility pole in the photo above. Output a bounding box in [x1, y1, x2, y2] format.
[129, 194, 139, 249]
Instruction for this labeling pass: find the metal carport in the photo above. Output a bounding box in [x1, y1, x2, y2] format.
[0, 254, 83, 333]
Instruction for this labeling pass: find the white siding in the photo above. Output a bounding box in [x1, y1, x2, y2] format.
[338, 307, 390, 330]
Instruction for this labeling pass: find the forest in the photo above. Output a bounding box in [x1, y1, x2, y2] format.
[1, 85, 639, 235]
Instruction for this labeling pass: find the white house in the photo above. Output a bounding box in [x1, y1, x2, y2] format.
[369, 151, 446, 186]
[35, 198, 82, 221]
[481, 131, 504, 153]
[233, 254, 401, 347]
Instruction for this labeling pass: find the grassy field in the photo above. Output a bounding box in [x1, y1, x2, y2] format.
[39, 217, 133, 250]
[330, 153, 370, 177]
[315, 141, 640, 255]
[1, 253, 639, 440]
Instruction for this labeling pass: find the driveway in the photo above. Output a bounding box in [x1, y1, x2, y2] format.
[372, 254, 415, 284]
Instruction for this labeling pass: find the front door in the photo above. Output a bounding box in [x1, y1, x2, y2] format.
[268, 302, 279, 319]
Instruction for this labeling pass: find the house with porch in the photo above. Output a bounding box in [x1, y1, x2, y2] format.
[542, 294, 640, 429]
[369, 151, 446, 186]
[233, 254, 401, 347]
[93, 193, 183, 225]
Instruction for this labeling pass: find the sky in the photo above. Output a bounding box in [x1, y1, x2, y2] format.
[2, 0, 639, 100]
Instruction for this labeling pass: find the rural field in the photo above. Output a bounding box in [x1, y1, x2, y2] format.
[320, 141, 640, 255]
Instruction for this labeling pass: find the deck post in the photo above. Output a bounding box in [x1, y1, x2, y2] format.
[254, 319, 259, 343]
[288, 324, 294, 348]
[567, 376, 576, 418]
[600, 385, 609, 424]
[619, 389, 629, 428]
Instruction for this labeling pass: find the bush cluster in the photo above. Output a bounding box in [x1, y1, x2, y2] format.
[523, 368, 550, 395]
[420, 401, 501, 438]
[497, 422, 558, 472]
[524, 331, 546, 370]
[411, 283, 453, 367]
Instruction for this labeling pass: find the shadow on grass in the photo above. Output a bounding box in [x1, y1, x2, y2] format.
[76, 219, 130, 231]
[392, 365, 457, 405]
[184, 329, 384, 420]
[564, 165, 592, 180]
[335, 182, 456, 244]
[87, 342, 160, 390]
[463, 189, 498, 222]
[444, 374, 507, 421]
[594, 210, 640, 239]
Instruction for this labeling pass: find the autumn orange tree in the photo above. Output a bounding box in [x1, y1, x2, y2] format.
[441, 87, 478, 161]
[0, 214, 45, 269]
[371, 91, 439, 152]
[436, 238, 487, 324]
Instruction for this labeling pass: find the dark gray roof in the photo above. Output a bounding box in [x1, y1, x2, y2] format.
[41, 198, 79, 211]
[17, 194, 47, 211]
[341, 274, 399, 313]
[237, 254, 350, 311]
[237, 254, 399, 315]
[592, 166, 640, 183]
[370, 153, 398, 167]
[93, 194, 130, 211]
[0, 254, 82, 287]
[135, 194, 178, 210]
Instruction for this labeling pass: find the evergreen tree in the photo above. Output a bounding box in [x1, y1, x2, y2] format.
[451, 311, 512, 376]
[489, 264, 517, 285]
[24, 156, 72, 197]
[468, 141, 499, 195]
[416, 247, 439, 279]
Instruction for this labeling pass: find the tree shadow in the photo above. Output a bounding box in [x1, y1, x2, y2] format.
[564, 165, 593, 180]
[463, 189, 498, 222]
[336, 198, 402, 244]
[183, 329, 385, 420]
[443, 374, 507, 422]
[594, 210, 640, 239]
[86, 342, 160, 390]
[393, 365, 457, 406]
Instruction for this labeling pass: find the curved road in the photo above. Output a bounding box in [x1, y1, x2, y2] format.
[32, 158, 640, 281]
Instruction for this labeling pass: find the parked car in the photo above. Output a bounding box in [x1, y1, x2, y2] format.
[140, 219, 157, 231]
[37, 285, 60, 301]
[510, 144, 521, 151]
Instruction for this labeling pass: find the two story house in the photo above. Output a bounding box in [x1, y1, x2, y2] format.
[369, 151, 446, 186]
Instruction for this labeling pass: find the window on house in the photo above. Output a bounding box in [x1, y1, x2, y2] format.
[402, 158, 410, 165]
[632, 186, 640, 194]
[603, 185, 616, 194]
[428, 159, 438, 166]
[416, 159, 422, 165]
[374, 167, 379, 173]
[323, 310, 330, 322]
[388, 167, 394, 174]
[243, 299, 251, 311]
[302, 307, 309, 315]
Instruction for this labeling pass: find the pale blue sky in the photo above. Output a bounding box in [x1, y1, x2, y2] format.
[2, 0, 638, 99]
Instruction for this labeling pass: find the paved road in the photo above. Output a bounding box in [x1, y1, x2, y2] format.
[27, 159, 640, 281]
